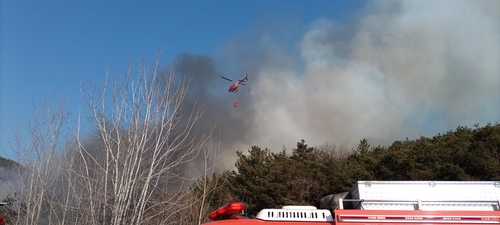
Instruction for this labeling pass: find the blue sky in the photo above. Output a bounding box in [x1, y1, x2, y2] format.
[0, 1, 366, 159]
[2, 1, 499, 162]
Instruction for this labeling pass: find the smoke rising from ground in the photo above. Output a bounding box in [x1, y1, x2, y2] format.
[0, 167, 9, 200]
[177, 0, 499, 169]
[0, 166, 17, 201]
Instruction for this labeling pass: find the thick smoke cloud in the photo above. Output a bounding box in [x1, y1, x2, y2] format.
[177, 0, 500, 169]
[174, 54, 255, 169]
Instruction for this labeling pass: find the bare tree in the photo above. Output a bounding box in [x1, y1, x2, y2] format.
[71, 53, 212, 224]
[9, 53, 217, 225]
[143, 137, 224, 225]
[10, 96, 71, 225]
[315, 142, 351, 162]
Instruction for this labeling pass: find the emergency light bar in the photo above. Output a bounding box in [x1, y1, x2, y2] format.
[209, 202, 245, 220]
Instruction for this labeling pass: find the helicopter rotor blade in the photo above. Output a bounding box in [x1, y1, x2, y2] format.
[221, 76, 234, 82]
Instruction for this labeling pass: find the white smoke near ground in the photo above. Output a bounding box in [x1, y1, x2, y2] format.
[176, 0, 499, 170]
[0, 167, 8, 200]
[0, 166, 18, 201]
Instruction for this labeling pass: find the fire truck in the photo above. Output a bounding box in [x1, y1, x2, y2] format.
[202, 181, 500, 225]
[0, 201, 8, 225]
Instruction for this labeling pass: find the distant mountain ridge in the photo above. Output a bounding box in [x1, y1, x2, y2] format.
[0, 156, 20, 170]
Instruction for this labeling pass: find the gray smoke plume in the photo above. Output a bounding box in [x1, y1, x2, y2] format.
[174, 53, 255, 169]
[176, 0, 500, 169]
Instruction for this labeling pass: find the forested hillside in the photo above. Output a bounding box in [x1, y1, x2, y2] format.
[0, 156, 20, 170]
[189, 123, 500, 220]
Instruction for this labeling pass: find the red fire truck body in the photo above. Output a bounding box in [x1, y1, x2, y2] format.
[203, 181, 500, 225]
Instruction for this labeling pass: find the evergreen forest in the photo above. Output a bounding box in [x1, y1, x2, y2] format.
[187, 123, 500, 220]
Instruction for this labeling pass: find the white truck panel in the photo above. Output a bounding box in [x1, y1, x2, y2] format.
[347, 181, 500, 211]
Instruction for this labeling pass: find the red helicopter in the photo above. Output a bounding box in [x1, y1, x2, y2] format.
[221, 74, 248, 93]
